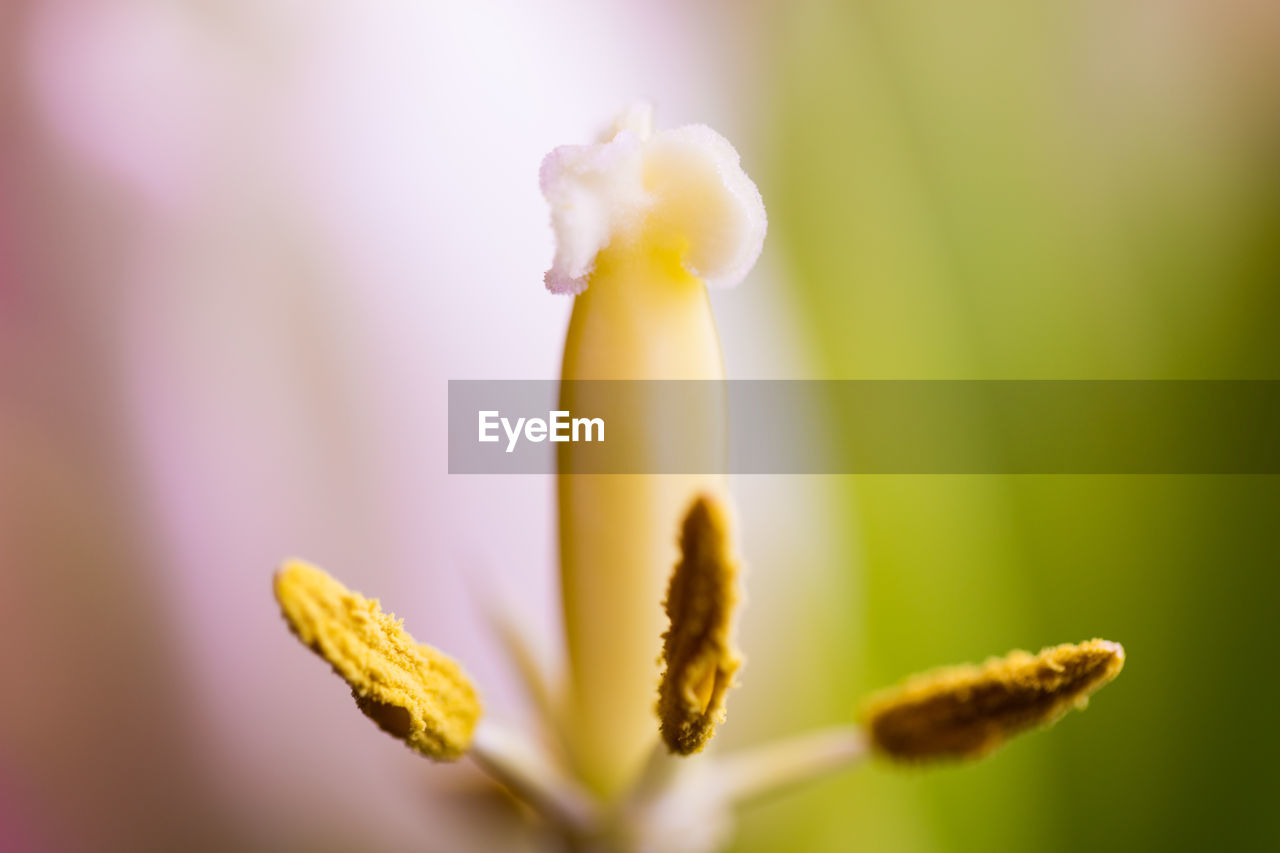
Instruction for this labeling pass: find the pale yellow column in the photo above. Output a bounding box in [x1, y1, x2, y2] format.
[558, 240, 726, 796]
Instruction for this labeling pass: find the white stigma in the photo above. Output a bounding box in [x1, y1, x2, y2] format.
[540, 103, 767, 295]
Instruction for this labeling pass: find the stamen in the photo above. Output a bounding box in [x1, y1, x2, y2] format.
[657, 494, 744, 755]
[273, 559, 482, 761]
[862, 639, 1126, 761]
[469, 721, 599, 834]
[710, 726, 867, 806]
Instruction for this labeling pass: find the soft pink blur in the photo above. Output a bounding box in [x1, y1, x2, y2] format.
[0, 2, 776, 851]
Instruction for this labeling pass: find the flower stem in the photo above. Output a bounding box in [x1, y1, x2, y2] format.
[709, 726, 868, 805]
[468, 720, 599, 834]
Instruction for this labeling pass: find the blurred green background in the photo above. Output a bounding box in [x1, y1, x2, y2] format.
[736, 1, 1280, 851]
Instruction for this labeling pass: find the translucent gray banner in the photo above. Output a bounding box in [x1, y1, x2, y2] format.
[448, 381, 1280, 474]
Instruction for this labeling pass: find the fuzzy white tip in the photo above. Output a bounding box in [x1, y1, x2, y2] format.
[541, 104, 767, 295]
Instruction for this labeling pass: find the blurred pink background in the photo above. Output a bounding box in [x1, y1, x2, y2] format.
[0, 2, 813, 850]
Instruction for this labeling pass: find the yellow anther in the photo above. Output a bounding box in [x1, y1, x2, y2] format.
[863, 639, 1125, 762]
[273, 559, 482, 761]
[657, 494, 744, 755]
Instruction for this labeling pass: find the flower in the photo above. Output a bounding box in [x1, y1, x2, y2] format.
[274, 105, 1126, 852]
